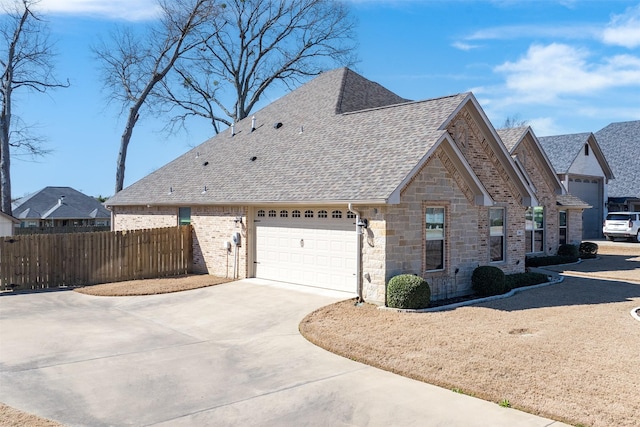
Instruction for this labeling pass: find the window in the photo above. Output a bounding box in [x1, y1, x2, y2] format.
[178, 207, 191, 226]
[280, 210, 288, 218]
[268, 210, 276, 218]
[292, 210, 301, 218]
[425, 207, 445, 271]
[489, 208, 505, 262]
[525, 207, 544, 253]
[304, 210, 314, 218]
[257, 210, 265, 217]
[347, 211, 356, 219]
[584, 143, 589, 156]
[559, 210, 567, 246]
[318, 210, 327, 218]
[332, 210, 342, 218]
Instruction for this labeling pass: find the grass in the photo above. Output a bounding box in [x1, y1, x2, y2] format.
[73, 274, 232, 296]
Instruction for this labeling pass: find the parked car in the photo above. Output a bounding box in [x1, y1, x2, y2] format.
[602, 212, 640, 242]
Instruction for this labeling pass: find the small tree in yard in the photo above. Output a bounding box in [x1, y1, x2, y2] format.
[0, 0, 68, 214]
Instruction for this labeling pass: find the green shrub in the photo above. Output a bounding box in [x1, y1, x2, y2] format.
[557, 243, 579, 257]
[579, 241, 598, 259]
[472, 266, 507, 297]
[387, 274, 431, 309]
[505, 272, 549, 290]
[525, 255, 578, 268]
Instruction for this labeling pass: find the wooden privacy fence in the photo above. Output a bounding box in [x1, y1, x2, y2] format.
[0, 226, 192, 290]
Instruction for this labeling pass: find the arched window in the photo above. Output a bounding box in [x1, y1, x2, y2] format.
[257, 210, 265, 217]
[280, 210, 288, 218]
[332, 210, 342, 218]
[318, 210, 327, 218]
[304, 210, 314, 218]
[292, 210, 301, 218]
[268, 210, 276, 217]
[347, 211, 356, 219]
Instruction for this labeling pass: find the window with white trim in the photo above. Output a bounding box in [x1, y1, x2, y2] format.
[559, 210, 567, 245]
[425, 207, 445, 271]
[489, 208, 505, 262]
[280, 210, 288, 218]
[268, 210, 276, 218]
[318, 210, 327, 218]
[332, 210, 342, 218]
[257, 210, 265, 217]
[347, 211, 356, 219]
[292, 210, 301, 218]
[304, 210, 314, 218]
[525, 206, 544, 253]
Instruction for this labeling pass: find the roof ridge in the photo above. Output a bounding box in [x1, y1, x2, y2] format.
[342, 92, 468, 116]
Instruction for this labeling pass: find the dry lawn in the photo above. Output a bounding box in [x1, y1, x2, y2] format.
[0, 403, 63, 427]
[300, 243, 640, 427]
[74, 274, 232, 296]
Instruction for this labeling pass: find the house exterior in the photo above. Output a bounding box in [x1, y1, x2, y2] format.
[0, 211, 19, 237]
[595, 120, 640, 212]
[497, 126, 589, 250]
[12, 187, 111, 229]
[107, 68, 567, 304]
[538, 133, 614, 239]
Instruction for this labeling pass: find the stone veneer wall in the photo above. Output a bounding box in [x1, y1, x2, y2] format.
[514, 137, 560, 255]
[112, 205, 248, 278]
[567, 209, 584, 246]
[382, 150, 481, 301]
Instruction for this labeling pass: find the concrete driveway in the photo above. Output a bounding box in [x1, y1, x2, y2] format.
[0, 279, 568, 426]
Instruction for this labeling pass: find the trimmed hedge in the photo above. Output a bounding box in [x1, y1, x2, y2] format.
[525, 255, 578, 268]
[387, 274, 431, 309]
[472, 266, 507, 297]
[505, 272, 549, 290]
[579, 241, 598, 259]
[557, 244, 579, 257]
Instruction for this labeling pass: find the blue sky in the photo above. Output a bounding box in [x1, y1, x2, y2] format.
[6, 0, 640, 199]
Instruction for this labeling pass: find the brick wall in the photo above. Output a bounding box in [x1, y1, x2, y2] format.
[112, 205, 248, 279]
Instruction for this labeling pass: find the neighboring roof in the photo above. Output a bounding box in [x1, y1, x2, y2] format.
[538, 132, 614, 179]
[107, 67, 533, 208]
[595, 120, 640, 198]
[0, 210, 19, 223]
[557, 194, 591, 209]
[12, 187, 111, 220]
[497, 126, 564, 196]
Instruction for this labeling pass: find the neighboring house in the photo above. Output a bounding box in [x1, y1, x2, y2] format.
[108, 68, 565, 304]
[498, 126, 589, 250]
[538, 133, 614, 239]
[595, 120, 640, 212]
[0, 211, 19, 237]
[12, 187, 111, 228]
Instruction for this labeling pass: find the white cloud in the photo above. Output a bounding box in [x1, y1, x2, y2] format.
[494, 43, 640, 103]
[32, 0, 161, 21]
[464, 24, 599, 42]
[452, 41, 480, 51]
[601, 3, 640, 48]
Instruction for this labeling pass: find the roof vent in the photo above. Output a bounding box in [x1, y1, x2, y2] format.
[274, 122, 283, 129]
[203, 161, 209, 166]
[251, 115, 256, 132]
[250, 156, 257, 162]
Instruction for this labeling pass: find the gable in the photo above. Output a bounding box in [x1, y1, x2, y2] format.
[538, 133, 614, 180]
[443, 97, 535, 207]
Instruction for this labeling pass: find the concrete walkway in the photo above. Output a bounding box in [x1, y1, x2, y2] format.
[0, 279, 569, 426]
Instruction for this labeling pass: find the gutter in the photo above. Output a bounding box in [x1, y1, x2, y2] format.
[348, 203, 364, 303]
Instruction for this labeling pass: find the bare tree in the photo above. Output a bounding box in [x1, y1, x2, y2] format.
[94, 0, 220, 194]
[158, 0, 357, 134]
[500, 114, 529, 129]
[0, 0, 68, 215]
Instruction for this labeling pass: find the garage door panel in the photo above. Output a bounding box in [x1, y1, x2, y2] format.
[255, 211, 356, 293]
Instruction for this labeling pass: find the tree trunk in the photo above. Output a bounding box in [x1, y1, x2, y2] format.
[114, 110, 140, 193]
[0, 75, 13, 215]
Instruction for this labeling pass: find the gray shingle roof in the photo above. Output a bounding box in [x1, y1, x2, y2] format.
[557, 193, 591, 208]
[595, 120, 640, 198]
[107, 68, 470, 206]
[496, 126, 528, 151]
[537, 133, 593, 174]
[12, 187, 111, 220]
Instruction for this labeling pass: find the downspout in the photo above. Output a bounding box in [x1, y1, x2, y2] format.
[348, 203, 364, 303]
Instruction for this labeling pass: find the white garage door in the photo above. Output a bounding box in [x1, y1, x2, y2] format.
[255, 208, 356, 293]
